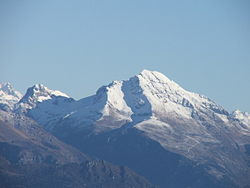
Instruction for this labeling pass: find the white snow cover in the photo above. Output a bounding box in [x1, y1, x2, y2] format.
[0, 83, 22, 110]
[123, 70, 228, 120]
[60, 81, 133, 130]
[231, 110, 250, 126]
[17, 84, 69, 110]
[14, 84, 72, 128]
[51, 70, 232, 132]
[15, 70, 249, 135]
[100, 81, 133, 118]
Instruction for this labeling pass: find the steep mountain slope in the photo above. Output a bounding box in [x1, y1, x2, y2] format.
[0, 109, 155, 188]
[13, 70, 250, 188]
[0, 83, 22, 111]
[0, 109, 87, 164]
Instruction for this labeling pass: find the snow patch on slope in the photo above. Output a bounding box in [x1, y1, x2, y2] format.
[100, 81, 133, 119]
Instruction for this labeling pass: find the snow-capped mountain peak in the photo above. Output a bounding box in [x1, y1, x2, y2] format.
[17, 84, 70, 111]
[58, 70, 229, 131]
[137, 70, 181, 89]
[68, 80, 133, 130]
[10, 70, 230, 132]
[0, 82, 22, 99]
[134, 70, 194, 107]
[129, 70, 228, 119]
[30, 84, 69, 99]
[231, 110, 250, 125]
[3, 71, 249, 188]
[0, 82, 22, 111]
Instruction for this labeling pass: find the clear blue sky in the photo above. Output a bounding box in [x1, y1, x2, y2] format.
[1, 0, 250, 112]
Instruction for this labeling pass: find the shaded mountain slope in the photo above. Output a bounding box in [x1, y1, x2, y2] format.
[0, 109, 156, 188]
[53, 125, 236, 188]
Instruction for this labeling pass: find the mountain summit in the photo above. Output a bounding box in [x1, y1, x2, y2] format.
[5, 70, 250, 188]
[15, 84, 73, 128]
[0, 82, 22, 111]
[17, 84, 70, 111]
[46, 69, 229, 132]
[19, 84, 69, 106]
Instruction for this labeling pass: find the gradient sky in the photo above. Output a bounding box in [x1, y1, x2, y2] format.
[1, 0, 250, 112]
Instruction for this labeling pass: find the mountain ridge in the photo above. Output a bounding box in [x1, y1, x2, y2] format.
[1, 70, 250, 188]
[1, 70, 249, 116]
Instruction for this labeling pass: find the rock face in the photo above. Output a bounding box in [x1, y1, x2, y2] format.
[0, 109, 156, 188]
[2, 70, 250, 188]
